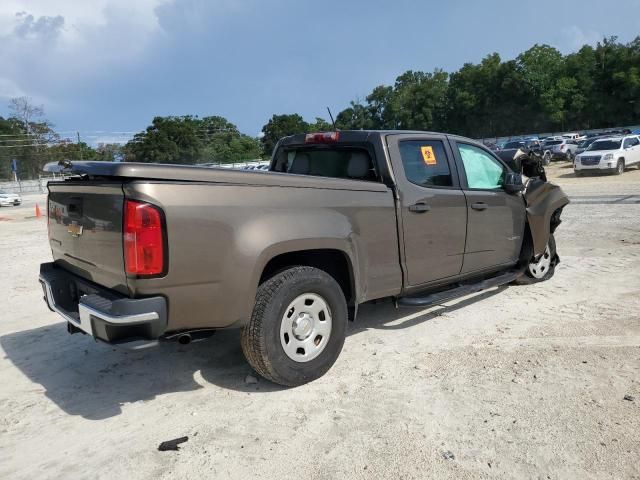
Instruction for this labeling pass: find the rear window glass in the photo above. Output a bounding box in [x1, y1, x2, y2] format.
[398, 140, 453, 187]
[272, 147, 377, 181]
[544, 140, 562, 146]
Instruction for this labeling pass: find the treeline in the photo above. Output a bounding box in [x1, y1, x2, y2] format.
[0, 99, 122, 180]
[2, 36, 639, 178]
[333, 37, 640, 138]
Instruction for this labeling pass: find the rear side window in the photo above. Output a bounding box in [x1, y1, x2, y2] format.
[457, 143, 505, 190]
[272, 147, 377, 181]
[398, 140, 453, 187]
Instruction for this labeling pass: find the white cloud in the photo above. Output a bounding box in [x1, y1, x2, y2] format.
[561, 25, 602, 52]
[0, 0, 175, 109]
[0, 77, 26, 99]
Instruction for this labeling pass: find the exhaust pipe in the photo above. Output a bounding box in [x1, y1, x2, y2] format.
[163, 329, 215, 344]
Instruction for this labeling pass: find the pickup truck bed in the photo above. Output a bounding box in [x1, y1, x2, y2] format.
[41, 130, 568, 385]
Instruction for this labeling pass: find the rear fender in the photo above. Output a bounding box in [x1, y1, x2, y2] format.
[523, 179, 569, 256]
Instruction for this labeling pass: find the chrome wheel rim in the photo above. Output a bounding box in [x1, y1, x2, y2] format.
[529, 244, 552, 279]
[280, 293, 332, 362]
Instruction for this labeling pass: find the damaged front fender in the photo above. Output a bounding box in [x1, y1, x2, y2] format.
[523, 179, 570, 256]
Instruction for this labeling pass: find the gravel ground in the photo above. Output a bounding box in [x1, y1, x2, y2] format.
[1, 162, 639, 479]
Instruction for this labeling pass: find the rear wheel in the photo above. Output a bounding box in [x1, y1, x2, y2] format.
[543, 151, 551, 165]
[241, 266, 347, 386]
[515, 234, 557, 285]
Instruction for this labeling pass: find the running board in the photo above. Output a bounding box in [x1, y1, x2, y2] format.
[397, 268, 525, 308]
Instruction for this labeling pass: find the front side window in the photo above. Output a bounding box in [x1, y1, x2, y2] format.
[457, 143, 505, 189]
[398, 140, 453, 188]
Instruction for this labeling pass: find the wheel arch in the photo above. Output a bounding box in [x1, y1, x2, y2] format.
[258, 247, 357, 315]
[524, 180, 570, 256]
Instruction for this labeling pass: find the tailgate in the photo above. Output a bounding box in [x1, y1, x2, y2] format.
[48, 182, 129, 294]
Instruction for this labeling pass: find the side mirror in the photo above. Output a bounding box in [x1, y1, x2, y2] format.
[504, 172, 525, 194]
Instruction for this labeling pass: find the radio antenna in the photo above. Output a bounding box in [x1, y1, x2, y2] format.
[327, 107, 337, 131]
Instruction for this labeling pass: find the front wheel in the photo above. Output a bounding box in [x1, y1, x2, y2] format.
[614, 159, 624, 175]
[543, 152, 551, 165]
[241, 266, 348, 386]
[515, 234, 557, 285]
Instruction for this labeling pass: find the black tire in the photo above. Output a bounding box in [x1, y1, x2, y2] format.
[567, 151, 574, 161]
[614, 159, 624, 175]
[241, 266, 348, 386]
[543, 152, 551, 165]
[514, 234, 557, 285]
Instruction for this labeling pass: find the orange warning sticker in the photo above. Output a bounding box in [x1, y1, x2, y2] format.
[421, 145, 437, 165]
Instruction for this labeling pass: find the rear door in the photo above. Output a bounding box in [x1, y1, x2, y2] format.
[386, 134, 467, 287]
[48, 182, 128, 294]
[449, 140, 526, 274]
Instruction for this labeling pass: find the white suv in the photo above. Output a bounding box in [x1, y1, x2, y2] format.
[545, 138, 579, 161]
[574, 136, 640, 175]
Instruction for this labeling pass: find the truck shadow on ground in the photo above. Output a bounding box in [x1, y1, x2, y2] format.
[1, 288, 504, 420]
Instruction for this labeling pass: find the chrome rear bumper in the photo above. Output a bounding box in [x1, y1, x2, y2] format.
[39, 262, 167, 349]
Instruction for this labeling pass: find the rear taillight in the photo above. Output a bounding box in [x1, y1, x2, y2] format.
[124, 200, 166, 276]
[560, 144, 565, 150]
[305, 131, 340, 144]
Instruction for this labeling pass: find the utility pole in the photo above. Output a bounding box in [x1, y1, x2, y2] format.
[77, 131, 82, 160]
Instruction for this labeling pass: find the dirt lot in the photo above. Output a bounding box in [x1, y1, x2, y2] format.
[1, 163, 639, 479]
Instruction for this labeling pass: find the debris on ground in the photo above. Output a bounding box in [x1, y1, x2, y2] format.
[623, 395, 634, 402]
[158, 436, 189, 451]
[442, 450, 455, 460]
[245, 374, 259, 384]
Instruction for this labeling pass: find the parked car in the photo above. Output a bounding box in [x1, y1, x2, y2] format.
[545, 138, 579, 161]
[575, 136, 605, 155]
[574, 135, 640, 175]
[40, 130, 569, 386]
[501, 139, 546, 164]
[562, 132, 585, 142]
[0, 190, 22, 207]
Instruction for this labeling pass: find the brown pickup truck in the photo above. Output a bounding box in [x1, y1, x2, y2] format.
[40, 130, 569, 386]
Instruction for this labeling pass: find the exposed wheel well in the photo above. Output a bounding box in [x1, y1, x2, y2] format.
[260, 249, 354, 304]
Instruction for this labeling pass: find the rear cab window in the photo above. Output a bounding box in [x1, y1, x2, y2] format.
[272, 146, 378, 182]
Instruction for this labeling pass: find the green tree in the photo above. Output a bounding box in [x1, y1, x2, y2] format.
[0, 97, 60, 180]
[260, 114, 309, 156]
[124, 115, 261, 164]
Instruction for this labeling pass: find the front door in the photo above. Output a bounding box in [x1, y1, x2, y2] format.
[386, 134, 467, 287]
[450, 140, 526, 273]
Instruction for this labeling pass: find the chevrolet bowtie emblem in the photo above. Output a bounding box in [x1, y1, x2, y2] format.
[67, 223, 83, 237]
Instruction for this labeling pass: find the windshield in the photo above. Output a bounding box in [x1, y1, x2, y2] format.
[503, 141, 524, 149]
[578, 138, 596, 148]
[587, 140, 621, 151]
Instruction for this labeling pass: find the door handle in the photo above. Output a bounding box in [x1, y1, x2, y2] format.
[408, 202, 431, 213]
[471, 202, 488, 211]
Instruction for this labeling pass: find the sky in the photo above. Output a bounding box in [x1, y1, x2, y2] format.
[0, 0, 639, 144]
